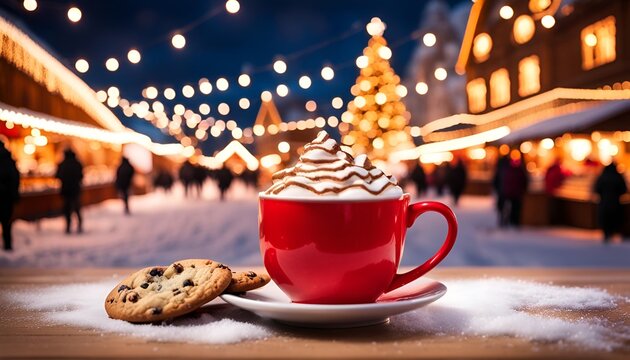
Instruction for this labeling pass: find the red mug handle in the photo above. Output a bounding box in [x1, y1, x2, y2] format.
[386, 201, 457, 292]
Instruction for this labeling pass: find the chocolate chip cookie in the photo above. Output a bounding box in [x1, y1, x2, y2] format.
[224, 271, 271, 294]
[105, 259, 232, 323]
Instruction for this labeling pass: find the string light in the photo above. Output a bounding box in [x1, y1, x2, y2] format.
[218, 103, 230, 115]
[182, 85, 195, 98]
[238, 74, 251, 87]
[299, 75, 312, 89]
[75, 58, 89, 73]
[23, 0, 37, 12]
[105, 58, 119, 72]
[127, 49, 141, 64]
[278, 141, 290, 153]
[366, 17, 385, 36]
[225, 0, 240, 14]
[541, 15, 556, 29]
[378, 46, 392, 60]
[261, 90, 273, 102]
[239, 98, 250, 109]
[174, 104, 185, 115]
[499, 6, 514, 20]
[96, 90, 107, 102]
[144, 86, 158, 99]
[434, 67, 448, 81]
[321, 66, 334, 80]
[216, 77, 229, 91]
[395, 84, 408, 97]
[276, 84, 289, 97]
[199, 78, 212, 94]
[415, 82, 428, 95]
[305, 100, 317, 112]
[67, 7, 82, 23]
[332, 97, 343, 109]
[164, 88, 176, 100]
[107, 86, 120, 98]
[273, 60, 287, 74]
[423, 33, 437, 47]
[356, 55, 369, 69]
[171, 34, 186, 49]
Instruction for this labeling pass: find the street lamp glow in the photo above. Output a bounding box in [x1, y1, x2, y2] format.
[321, 66, 334, 80]
[273, 60, 287, 74]
[225, 0, 240, 14]
[238, 74, 251, 87]
[127, 49, 141, 64]
[75, 58, 89, 73]
[423, 33, 437, 47]
[299, 75, 312, 89]
[171, 34, 186, 49]
[67, 7, 82, 22]
[105, 58, 119, 72]
[23, 0, 37, 12]
[434, 67, 448, 81]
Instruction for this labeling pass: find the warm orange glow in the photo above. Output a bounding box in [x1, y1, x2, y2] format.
[466, 78, 487, 113]
[490, 68, 510, 108]
[518, 55, 540, 97]
[513, 15, 535, 44]
[455, 0, 485, 74]
[472, 33, 492, 62]
[581, 16, 616, 70]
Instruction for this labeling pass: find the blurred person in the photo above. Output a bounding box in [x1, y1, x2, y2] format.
[409, 162, 427, 197]
[544, 159, 567, 195]
[56, 149, 83, 234]
[447, 157, 467, 206]
[594, 162, 627, 243]
[153, 170, 174, 193]
[216, 165, 234, 201]
[433, 162, 450, 196]
[178, 161, 195, 197]
[502, 151, 529, 228]
[493, 155, 510, 227]
[115, 157, 135, 215]
[193, 165, 207, 198]
[0, 141, 20, 251]
[242, 168, 260, 189]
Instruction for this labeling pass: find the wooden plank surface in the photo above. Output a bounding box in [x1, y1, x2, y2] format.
[0, 267, 628, 359]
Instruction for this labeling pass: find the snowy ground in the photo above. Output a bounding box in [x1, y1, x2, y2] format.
[1, 180, 629, 268]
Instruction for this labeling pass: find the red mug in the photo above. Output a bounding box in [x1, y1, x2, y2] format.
[259, 193, 458, 304]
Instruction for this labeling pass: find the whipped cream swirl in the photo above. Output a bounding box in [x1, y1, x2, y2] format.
[263, 131, 403, 199]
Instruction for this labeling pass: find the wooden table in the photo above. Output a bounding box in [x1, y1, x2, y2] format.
[1, 268, 628, 359]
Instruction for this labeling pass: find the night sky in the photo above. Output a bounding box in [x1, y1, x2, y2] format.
[1, 0, 466, 153]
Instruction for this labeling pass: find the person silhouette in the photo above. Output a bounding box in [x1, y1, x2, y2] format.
[56, 149, 83, 234]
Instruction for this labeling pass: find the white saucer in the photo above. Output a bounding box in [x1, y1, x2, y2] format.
[220, 277, 446, 328]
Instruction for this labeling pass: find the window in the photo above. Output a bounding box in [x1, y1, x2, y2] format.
[518, 55, 540, 97]
[473, 33, 492, 62]
[490, 68, 510, 108]
[513, 15, 535, 44]
[581, 16, 616, 70]
[466, 78, 487, 113]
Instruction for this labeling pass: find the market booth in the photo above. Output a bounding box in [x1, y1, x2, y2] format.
[0, 14, 182, 220]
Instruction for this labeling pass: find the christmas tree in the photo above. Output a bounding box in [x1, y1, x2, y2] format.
[341, 18, 415, 161]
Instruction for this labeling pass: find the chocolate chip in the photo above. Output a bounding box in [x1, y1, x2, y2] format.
[173, 263, 184, 274]
[140, 283, 149, 289]
[151, 307, 162, 315]
[157, 285, 162, 291]
[118, 284, 130, 292]
[191, 265, 195, 268]
[173, 290, 181, 296]
[149, 268, 163, 277]
[126, 292, 139, 303]
[218, 264, 229, 269]
[246, 271, 257, 278]
[183, 279, 194, 287]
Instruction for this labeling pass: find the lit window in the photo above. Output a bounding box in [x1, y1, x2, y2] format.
[581, 16, 616, 70]
[473, 33, 492, 62]
[529, 0, 552, 13]
[490, 68, 510, 108]
[466, 78, 487, 114]
[513, 15, 535, 44]
[518, 55, 541, 97]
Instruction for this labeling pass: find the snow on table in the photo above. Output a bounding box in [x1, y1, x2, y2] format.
[1, 181, 629, 268]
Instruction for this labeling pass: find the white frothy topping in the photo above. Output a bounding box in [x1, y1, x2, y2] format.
[263, 131, 403, 199]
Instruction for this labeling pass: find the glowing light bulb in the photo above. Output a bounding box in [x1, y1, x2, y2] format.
[321, 66, 334, 80]
[276, 84, 289, 97]
[499, 6, 514, 20]
[423, 33, 436, 47]
[584, 33, 597, 47]
[199, 103, 210, 115]
[239, 98, 250, 109]
[305, 100, 317, 112]
[541, 15, 555, 29]
[164, 88, 176, 100]
[434, 67, 448, 81]
[199, 79, 212, 94]
[299, 75, 312, 89]
[225, 0, 240, 14]
[378, 46, 392, 60]
[23, 0, 37, 12]
[395, 84, 408, 97]
[145, 86, 158, 100]
[216, 78, 229, 91]
[67, 7, 82, 22]
[75, 58, 89, 73]
[107, 86, 120, 98]
[273, 60, 287, 74]
[356, 55, 369, 69]
[366, 17, 385, 36]
[415, 81, 428, 95]
[238, 74, 251, 87]
[261, 91, 272, 102]
[331, 97, 343, 109]
[278, 141, 290, 153]
[375, 92, 387, 105]
[171, 34, 186, 49]
[127, 49, 141, 64]
[105, 58, 119, 72]
[182, 85, 195, 98]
